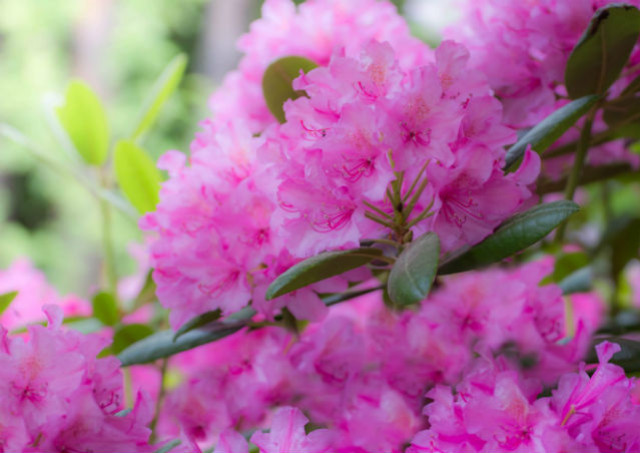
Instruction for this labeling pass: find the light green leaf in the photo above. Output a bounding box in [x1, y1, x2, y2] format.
[387, 232, 440, 306]
[114, 140, 163, 214]
[0, 291, 18, 316]
[439, 201, 580, 274]
[112, 324, 155, 355]
[131, 54, 188, 142]
[265, 247, 383, 300]
[565, 4, 640, 99]
[505, 95, 599, 170]
[56, 80, 109, 166]
[91, 292, 120, 326]
[262, 56, 318, 123]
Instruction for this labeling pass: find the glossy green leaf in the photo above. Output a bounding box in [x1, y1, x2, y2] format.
[56, 80, 109, 166]
[92, 292, 120, 326]
[505, 95, 599, 169]
[173, 309, 222, 341]
[114, 140, 163, 214]
[439, 201, 580, 274]
[131, 54, 188, 142]
[0, 291, 18, 316]
[112, 324, 155, 355]
[387, 232, 440, 306]
[565, 4, 640, 99]
[262, 56, 318, 123]
[118, 309, 255, 366]
[265, 247, 383, 300]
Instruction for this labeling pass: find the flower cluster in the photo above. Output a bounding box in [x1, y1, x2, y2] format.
[446, 0, 640, 175]
[152, 259, 603, 451]
[409, 341, 640, 452]
[0, 306, 152, 452]
[143, 0, 540, 328]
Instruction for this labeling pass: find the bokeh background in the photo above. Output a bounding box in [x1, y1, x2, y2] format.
[0, 0, 457, 297]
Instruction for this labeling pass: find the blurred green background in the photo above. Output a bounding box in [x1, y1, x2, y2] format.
[0, 0, 456, 297]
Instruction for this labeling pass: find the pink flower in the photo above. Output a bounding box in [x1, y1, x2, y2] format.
[0, 306, 152, 452]
[250, 407, 333, 453]
[0, 259, 90, 330]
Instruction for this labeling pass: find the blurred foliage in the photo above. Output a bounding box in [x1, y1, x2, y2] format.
[0, 0, 211, 294]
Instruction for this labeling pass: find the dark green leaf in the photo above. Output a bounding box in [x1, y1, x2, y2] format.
[565, 4, 640, 99]
[0, 291, 18, 316]
[552, 252, 590, 283]
[91, 292, 120, 326]
[505, 95, 599, 169]
[56, 80, 110, 166]
[112, 324, 155, 355]
[131, 54, 188, 142]
[603, 95, 640, 138]
[173, 309, 222, 341]
[439, 201, 580, 274]
[114, 140, 163, 214]
[265, 247, 383, 300]
[558, 267, 593, 295]
[117, 309, 255, 366]
[610, 217, 640, 279]
[387, 233, 440, 306]
[262, 56, 318, 123]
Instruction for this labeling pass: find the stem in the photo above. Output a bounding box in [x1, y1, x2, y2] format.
[99, 168, 118, 296]
[403, 176, 430, 220]
[402, 160, 430, 203]
[543, 129, 614, 158]
[362, 201, 392, 219]
[322, 285, 385, 307]
[149, 359, 169, 443]
[556, 109, 596, 242]
[365, 211, 396, 229]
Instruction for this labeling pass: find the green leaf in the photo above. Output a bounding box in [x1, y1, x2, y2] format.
[552, 252, 590, 283]
[558, 267, 593, 295]
[565, 4, 640, 99]
[131, 54, 188, 142]
[504, 95, 600, 169]
[173, 309, 222, 341]
[91, 292, 120, 326]
[439, 201, 580, 274]
[112, 324, 155, 355]
[603, 95, 640, 139]
[56, 80, 110, 166]
[0, 291, 18, 316]
[118, 308, 255, 366]
[262, 56, 318, 123]
[265, 247, 383, 300]
[153, 440, 182, 453]
[387, 232, 440, 306]
[114, 140, 163, 214]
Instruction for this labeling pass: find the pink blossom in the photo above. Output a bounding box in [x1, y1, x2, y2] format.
[0, 306, 152, 452]
[250, 407, 333, 453]
[210, 0, 429, 133]
[0, 259, 90, 330]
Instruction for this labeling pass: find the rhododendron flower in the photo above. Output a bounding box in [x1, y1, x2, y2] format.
[211, 0, 429, 133]
[0, 259, 89, 330]
[0, 306, 152, 452]
[447, 0, 640, 173]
